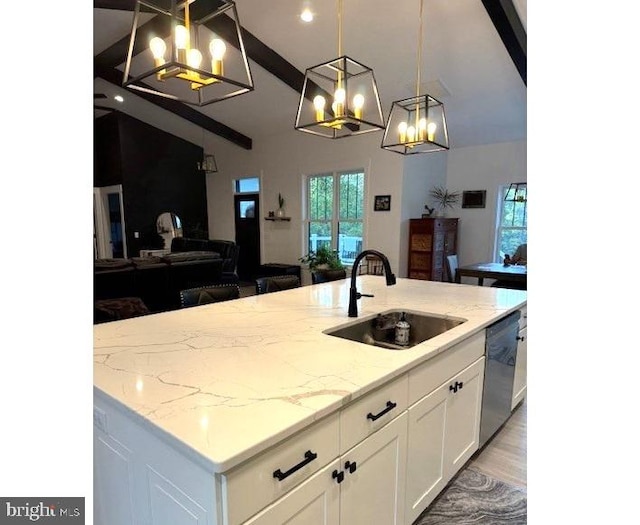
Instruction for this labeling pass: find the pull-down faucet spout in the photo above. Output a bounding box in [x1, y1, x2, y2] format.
[348, 250, 396, 317]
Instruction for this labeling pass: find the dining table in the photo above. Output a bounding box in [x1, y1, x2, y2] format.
[455, 262, 527, 286]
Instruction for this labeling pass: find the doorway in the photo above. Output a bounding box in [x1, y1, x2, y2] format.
[234, 193, 260, 280]
[94, 184, 127, 259]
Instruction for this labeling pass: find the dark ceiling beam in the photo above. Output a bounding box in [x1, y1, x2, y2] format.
[95, 62, 253, 149]
[481, 0, 527, 85]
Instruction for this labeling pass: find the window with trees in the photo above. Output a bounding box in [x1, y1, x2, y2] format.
[305, 169, 365, 266]
[494, 184, 527, 262]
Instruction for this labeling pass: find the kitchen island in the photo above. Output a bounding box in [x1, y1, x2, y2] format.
[94, 276, 526, 525]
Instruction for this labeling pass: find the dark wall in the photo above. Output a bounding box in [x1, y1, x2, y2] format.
[94, 112, 208, 256]
[94, 113, 122, 187]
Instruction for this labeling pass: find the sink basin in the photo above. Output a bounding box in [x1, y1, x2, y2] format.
[324, 310, 467, 350]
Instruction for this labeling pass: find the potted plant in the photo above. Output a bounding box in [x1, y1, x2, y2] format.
[276, 193, 285, 218]
[429, 186, 460, 217]
[299, 245, 344, 271]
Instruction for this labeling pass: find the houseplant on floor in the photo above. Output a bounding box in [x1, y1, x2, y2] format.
[299, 245, 344, 271]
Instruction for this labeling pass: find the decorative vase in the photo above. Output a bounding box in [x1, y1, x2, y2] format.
[276, 208, 285, 218]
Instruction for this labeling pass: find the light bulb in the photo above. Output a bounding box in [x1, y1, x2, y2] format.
[427, 122, 437, 141]
[187, 48, 202, 69]
[175, 25, 188, 49]
[407, 125, 416, 142]
[209, 38, 226, 76]
[300, 8, 314, 22]
[313, 95, 326, 122]
[333, 88, 346, 117]
[418, 118, 427, 141]
[353, 94, 365, 119]
[209, 39, 226, 60]
[149, 37, 166, 59]
[398, 121, 408, 143]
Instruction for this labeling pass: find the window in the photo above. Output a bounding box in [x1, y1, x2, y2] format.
[305, 169, 365, 266]
[494, 184, 527, 261]
[235, 177, 260, 193]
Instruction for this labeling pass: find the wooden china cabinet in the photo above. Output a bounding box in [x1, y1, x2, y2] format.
[407, 218, 458, 281]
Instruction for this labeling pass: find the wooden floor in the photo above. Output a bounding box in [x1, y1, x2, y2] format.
[469, 399, 527, 488]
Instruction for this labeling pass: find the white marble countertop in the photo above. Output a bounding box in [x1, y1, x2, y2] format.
[93, 276, 526, 473]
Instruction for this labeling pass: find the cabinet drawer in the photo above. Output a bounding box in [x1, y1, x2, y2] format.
[408, 331, 485, 405]
[519, 306, 527, 329]
[222, 413, 339, 525]
[340, 374, 408, 454]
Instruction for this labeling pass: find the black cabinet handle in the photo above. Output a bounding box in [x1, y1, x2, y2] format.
[273, 450, 318, 481]
[344, 460, 357, 473]
[517, 335, 525, 341]
[449, 381, 464, 394]
[332, 469, 344, 484]
[366, 401, 397, 421]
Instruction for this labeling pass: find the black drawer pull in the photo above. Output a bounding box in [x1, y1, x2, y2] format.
[517, 335, 525, 341]
[449, 381, 464, 393]
[367, 401, 397, 421]
[345, 460, 357, 473]
[273, 450, 318, 481]
[332, 469, 344, 483]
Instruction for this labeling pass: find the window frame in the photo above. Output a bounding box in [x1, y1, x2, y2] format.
[303, 168, 366, 267]
[494, 184, 527, 262]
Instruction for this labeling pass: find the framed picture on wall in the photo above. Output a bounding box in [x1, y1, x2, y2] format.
[374, 195, 391, 211]
[461, 190, 487, 208]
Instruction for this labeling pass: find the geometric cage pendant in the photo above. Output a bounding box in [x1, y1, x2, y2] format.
[295, 55, 385, 139]
[381, 94, 449, 154]
[123, 0, 254, 107]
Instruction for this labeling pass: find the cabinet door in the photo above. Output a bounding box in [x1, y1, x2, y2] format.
[405, 382, 448, 524]
[444, 357, 485, 478]
[243, 460, 340, 525]
[512, 326, 527, 409]
[340, 413, 408, 525]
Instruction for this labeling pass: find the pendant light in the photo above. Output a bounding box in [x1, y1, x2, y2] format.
[197, 128, 218, 173]
[123, 0, 254, 107]
[381, 0, 449, 154]
[504, 183, 527, 202]
[294, 0, 385, 138]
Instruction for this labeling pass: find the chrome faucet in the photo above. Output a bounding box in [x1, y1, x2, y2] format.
[348, 250, 396, 317]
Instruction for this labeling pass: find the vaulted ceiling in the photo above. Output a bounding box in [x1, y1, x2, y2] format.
[94, 0, 526, 151]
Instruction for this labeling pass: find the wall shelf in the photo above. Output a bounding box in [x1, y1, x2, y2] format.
[265, 217, 291, 221]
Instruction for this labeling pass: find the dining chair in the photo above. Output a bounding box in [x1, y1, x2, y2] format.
[445, 255, 459, 283]
[311, 268, 347, 284]
[255, 275, 301, 294]
[179, 284, 240, 308]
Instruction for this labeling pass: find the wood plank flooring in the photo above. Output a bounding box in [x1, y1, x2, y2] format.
[469, 399, 527, 488]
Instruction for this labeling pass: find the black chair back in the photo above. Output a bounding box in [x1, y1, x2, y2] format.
[311, 268, 347, 284]
[255, 275, 301, 294]
[180, 284, 240, 307]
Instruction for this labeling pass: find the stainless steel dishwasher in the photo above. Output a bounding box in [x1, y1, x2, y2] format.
[479, 310, 521, 447]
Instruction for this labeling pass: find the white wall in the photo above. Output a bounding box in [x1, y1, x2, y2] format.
[445, 140, 527, 266]
[206, 135, 526, 282]
[205, 129, 405, 282]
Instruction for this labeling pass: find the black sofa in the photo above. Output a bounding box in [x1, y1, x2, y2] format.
[94, 239, 238, 319]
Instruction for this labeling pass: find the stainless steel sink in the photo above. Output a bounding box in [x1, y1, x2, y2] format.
[324, 310, 467, 350]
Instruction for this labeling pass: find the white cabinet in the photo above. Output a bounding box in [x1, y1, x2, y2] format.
[245, 413, 408, 525]
[244, 460, 341, 525]
[511, 325, 527, 409]
[339, 412, 408, 525]
[405, 357, 485, 524]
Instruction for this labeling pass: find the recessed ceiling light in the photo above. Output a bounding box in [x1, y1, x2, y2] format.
[300, 8, 313, 22]
[114, 95, 124, 103]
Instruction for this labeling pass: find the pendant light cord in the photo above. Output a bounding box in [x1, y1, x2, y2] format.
[337, 0, 343, 57]
[416, 0, 424, 99]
